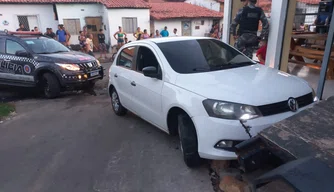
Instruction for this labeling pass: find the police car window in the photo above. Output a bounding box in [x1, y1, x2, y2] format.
[117, 47, 135, 69]
[23, 38, 69, 54]
[6, 40, 25, 55]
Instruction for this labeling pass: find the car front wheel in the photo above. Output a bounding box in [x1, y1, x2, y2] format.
[111, 88, 127, 116]
[178, 113, 203, 168]
[42, 73, 61, 99]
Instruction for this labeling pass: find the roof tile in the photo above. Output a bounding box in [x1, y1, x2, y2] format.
[150, 2, 223, 20]
[0, 0, 150, 8]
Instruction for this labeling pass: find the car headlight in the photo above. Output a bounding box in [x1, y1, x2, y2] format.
[56, 63, 80, 71]
[96, 60, 101, 66]
[312, 88, 319, 102]
[202, 99, 262, 120]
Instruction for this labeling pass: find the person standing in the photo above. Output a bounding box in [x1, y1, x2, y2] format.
[133, 27, 143, 40]
[85, 33, 97, 57]
[154, 30, 162, 38]
[256, 36, 268, 65]
[56, 24, 67, 46]
[34, 27, 39, 32]
[170, 28, 178, 37]
[160, 26, 169, 37]
[230, 0, 269, 59]
[98, 29, 107, 59]
[142, 29, 150, 39]
[45, 28, 56, 39]
[63, 26, 71, 48]
[114, 26, 127, 48]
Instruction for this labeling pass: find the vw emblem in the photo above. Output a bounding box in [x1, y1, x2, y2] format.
[87, 62, 92, 67]
[288, 98, 299, 112]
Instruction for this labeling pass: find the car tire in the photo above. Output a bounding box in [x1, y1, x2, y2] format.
[111, 87, 127, 116]
[178, 113, 203, 168]
[42, 73, 61, 99]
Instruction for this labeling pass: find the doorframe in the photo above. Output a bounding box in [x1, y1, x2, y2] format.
[181, 20, 192, 36]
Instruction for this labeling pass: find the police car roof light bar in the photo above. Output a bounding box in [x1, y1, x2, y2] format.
[7, 31, 43, 36]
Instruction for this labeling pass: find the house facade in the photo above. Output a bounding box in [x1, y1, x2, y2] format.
[185, 0, 223, 12]
[150, 2, 223, 37]
[0, 0, 150, 47]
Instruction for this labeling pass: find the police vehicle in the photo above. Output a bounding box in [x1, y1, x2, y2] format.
[0, 30, 104, 98]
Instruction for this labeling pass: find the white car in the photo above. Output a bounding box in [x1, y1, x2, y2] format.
[108, 37, 317, 168]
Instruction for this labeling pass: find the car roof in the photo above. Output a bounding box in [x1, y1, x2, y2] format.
[137, 36, 216, 44]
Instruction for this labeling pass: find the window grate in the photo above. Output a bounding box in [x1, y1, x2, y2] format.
[17, 16, 30, 31]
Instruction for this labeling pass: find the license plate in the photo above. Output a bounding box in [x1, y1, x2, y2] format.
[90, 71, 99, 77]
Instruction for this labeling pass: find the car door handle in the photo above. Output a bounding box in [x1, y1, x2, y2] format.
[131, 81, 136, 86]
[114, 73, 118, 78]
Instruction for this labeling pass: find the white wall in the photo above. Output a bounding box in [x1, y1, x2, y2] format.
[185, 0, 220, 12]
[107, 9, 150, 45]
[102, 6, 111, 46]
[154, 18, 222, 37]
[0, 4, 58, 33]
[56, 3, 106, 44]
[154, 20, 181, 36]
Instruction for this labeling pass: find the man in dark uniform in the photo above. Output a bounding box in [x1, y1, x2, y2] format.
[230, 0, 269, 59]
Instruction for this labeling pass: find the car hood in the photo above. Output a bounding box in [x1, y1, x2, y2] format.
[34, 51, 95, 63]
[175, 64, 312, 106]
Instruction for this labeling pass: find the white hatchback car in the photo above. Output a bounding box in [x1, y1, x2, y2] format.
[108, 37, 316, 168]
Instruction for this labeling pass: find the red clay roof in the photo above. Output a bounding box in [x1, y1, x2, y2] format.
[150, 2, 223, 20]
[0, 0, 150, 8]
[103, 0, 150, 8]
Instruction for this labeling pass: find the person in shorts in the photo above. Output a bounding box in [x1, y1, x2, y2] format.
[85, 33, 97, 57]
[98, 29, 107, 59]
[78, 31, 87, 53]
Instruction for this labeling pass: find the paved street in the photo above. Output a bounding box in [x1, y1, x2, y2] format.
[0, 79, 212, 192]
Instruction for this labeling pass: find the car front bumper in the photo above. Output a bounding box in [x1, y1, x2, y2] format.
[192, 104, 315, 160]
[59, 66, 104, 88]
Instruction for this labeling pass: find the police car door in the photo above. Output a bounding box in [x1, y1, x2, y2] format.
[0, 39, 35, 85]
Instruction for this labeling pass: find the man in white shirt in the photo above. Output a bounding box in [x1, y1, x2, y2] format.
[170, 28, 178, 37]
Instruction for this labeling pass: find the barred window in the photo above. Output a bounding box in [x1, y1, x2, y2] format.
[122, 17, 138, 33]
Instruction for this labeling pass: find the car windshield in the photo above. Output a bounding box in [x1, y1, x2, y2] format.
[23, 37, 70, 54]
[157, 39, 256, 74]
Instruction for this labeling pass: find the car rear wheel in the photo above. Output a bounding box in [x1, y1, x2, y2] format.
[111, 88, 127, 116]
[178, 113, 203, 168]
[42, 73, 61, 99]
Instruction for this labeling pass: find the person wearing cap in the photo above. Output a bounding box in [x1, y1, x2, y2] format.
[230, 0, 269, 59]
[256, 36, 268, 65]
[160, 26, 169, 37]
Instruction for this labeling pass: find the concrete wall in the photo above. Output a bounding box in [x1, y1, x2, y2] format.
[154, 18, 222, 37]
[185, 0, 220, 12]
[107, 9, 150, 45]
[0, 4, 58, 33]
[154, 20, 181, 35]
[56, 3, 105, 44]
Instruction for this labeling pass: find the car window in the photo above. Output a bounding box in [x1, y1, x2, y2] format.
[0, 38, 5, 54]
[22, 37, 69, 54]
[117, 47, 135, 69]
[136, 46, 160, 72]
[6, 40, 26, 55]
[157, 39, 256, 74]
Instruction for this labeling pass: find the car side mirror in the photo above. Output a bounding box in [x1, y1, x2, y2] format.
[143, 66, 159, 78]
[15, 50, 30, 57]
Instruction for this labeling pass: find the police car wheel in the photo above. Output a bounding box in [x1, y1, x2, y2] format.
[42, 73, 61, 99]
